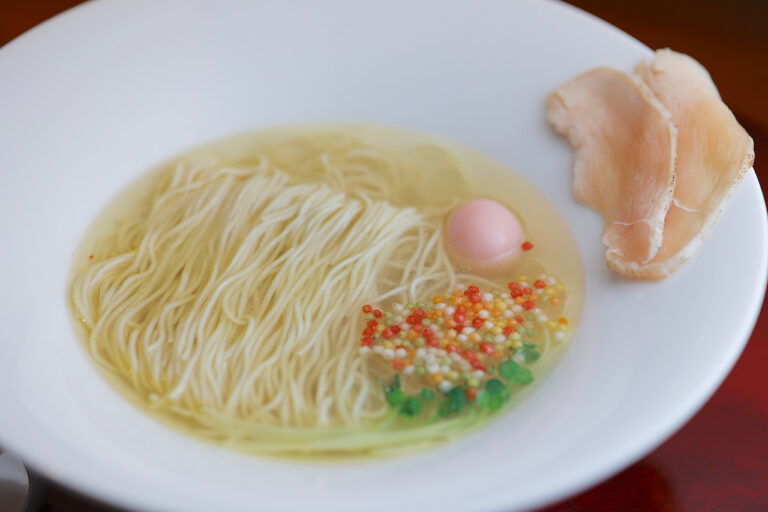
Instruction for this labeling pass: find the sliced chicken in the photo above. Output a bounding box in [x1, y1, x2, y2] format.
[622, 49, 756, 278]
[547, 68, 677, 268]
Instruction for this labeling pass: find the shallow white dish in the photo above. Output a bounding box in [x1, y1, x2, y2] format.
[0, 1, 765, 511]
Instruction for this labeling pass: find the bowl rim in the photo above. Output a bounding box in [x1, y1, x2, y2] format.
[0, 1, 766, 511]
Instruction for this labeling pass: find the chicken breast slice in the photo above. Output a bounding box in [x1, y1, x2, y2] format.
[547, 68, 677, 268]
[622, 49, 756, 278]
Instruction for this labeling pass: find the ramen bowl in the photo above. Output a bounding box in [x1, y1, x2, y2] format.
[0, 1, 765, 511]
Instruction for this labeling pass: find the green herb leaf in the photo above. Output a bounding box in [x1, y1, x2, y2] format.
[498, 360, 533, 385]
[390, 373, 401, 391]
[386, 388, 406, 407]
[475, 390, 490, 407]
[522, 342, 540, 363]
[399, 396, 422, 417]
[498, 361, 516, 380]
[438, 387, 467, 417]
[420, 388, 436, 402]
[488, 393, 505, 411]
[485, 379, 506, 396]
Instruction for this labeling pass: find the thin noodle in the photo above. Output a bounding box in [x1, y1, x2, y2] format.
[70, 133, 569, 457]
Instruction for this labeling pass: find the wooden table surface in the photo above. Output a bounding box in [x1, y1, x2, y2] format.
[2, 2, 767, 511]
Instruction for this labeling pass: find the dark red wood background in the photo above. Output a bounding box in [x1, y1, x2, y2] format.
[2, 1, 766, 511]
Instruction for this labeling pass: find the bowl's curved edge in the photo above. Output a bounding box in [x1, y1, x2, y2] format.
[496, 170, 768, 512]
[0, 0, 95, 53]
[0, 1, 765, 512]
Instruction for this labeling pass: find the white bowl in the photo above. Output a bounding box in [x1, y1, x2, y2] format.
[0, 1, 765, 511]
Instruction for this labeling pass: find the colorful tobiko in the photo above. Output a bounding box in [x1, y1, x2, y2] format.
[359, 275, 569, 418]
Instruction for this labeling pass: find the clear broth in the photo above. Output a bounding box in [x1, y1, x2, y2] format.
[70, 123, 584, 460]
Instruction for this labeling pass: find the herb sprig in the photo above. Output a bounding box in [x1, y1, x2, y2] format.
[382, 356, 536, 420]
